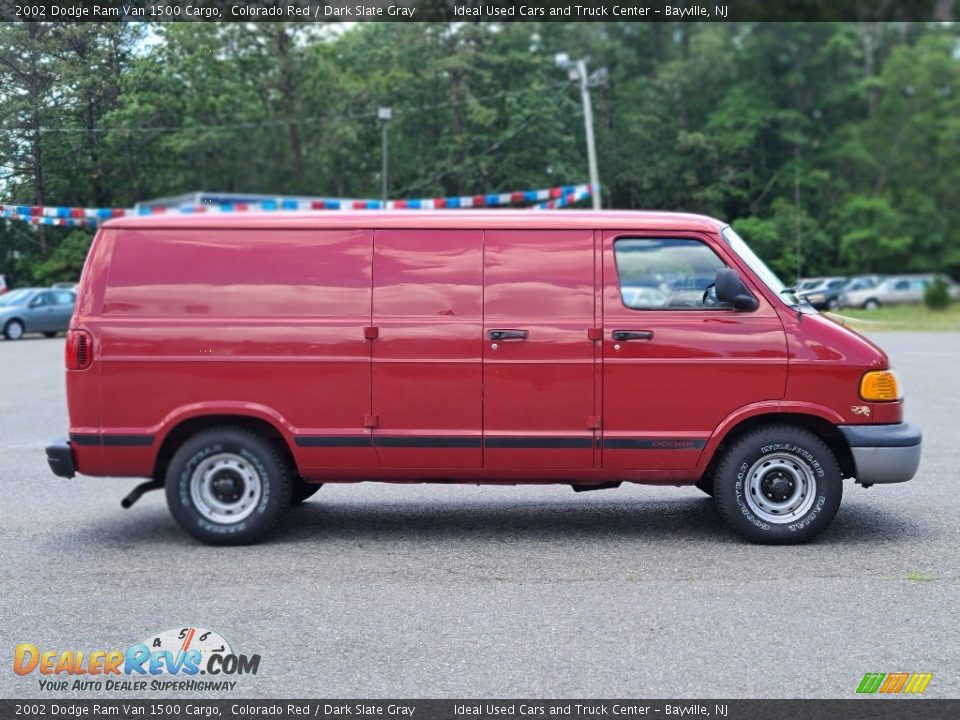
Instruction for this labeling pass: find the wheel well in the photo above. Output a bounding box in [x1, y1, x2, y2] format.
[701, 412, 856, 482]
[154, 415, 297, 482]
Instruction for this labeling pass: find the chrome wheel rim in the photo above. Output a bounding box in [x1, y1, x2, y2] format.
[7, 322, 22, 340]
[744, 453, 817, 524]
[189, 452, 262, 524]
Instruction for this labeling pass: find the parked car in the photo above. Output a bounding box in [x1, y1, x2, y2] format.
[52, 281, 80, 293]
[823, 275, 884, 310]
[841, 274, 960, 309]
[0, 274, 7, 295]
[796, 277, 825, 293]
[799, 276, 847, 310]
[0, 288, 77, 340]
[46, 211, 921, 546]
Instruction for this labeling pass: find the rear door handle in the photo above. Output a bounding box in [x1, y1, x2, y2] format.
[488, 329, 529, 341]
[612, 330, 653, 341]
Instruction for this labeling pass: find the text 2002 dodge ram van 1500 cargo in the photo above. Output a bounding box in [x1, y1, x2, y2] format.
[45, 211, 921, 545]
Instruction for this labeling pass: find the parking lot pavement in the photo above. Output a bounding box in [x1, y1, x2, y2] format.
[0, 332, 957, 699]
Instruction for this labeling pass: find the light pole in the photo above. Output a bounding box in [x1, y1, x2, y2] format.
[378, 107, 392, 204]
[556, 53, 605, 210]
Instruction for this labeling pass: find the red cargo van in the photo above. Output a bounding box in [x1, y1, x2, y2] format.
[46, 211, 921, 545]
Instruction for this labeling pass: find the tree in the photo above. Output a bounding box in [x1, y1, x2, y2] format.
[0, 23, 57, 254]
[2, 21, 960, 284]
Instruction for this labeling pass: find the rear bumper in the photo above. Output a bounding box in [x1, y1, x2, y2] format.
[839, 423, 921, 484]
[45, 440, 76, 479]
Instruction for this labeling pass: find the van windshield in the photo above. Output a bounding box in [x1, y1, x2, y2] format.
[721, 227, 801, 306]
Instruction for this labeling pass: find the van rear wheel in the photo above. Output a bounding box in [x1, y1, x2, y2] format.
[712, 425, 842, 544]
[165, 427, 292, 545]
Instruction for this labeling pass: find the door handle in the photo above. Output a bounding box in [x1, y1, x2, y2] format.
[488, 329, 529, 341]
[612, 330, 653, 341]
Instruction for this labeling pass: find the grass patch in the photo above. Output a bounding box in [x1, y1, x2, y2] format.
[826, 302, 960, 331]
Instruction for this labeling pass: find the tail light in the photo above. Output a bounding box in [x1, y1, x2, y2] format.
[65, 329, 93, 370]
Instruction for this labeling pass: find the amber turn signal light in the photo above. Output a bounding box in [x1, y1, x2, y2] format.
[860, 370, 901, 402]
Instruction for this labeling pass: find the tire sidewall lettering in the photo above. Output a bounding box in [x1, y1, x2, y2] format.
[734, 461, 770, 531]
[760, 442, 825, 477]
[788, 495, 826, 532]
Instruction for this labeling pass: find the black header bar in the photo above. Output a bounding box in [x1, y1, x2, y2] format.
[3, 1, 957, 23]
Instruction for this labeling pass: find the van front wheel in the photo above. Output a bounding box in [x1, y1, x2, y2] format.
[165, 427, 292, 545]
[712, 425, 842, 544]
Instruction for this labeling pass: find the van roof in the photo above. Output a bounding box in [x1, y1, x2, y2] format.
[103, 209, 727, 232]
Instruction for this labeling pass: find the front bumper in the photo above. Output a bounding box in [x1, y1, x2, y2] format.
[839, 423, 921, 484]
[45, 440, 76, 479]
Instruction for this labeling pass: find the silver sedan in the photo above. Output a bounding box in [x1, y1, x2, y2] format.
[0, 288, 77, 340]
[841, 274, 960, 310]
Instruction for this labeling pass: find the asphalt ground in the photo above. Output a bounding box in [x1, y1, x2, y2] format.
[0, 332, 957, 699]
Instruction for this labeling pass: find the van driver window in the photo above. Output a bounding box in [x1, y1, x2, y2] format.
[614, 238, 729, 310]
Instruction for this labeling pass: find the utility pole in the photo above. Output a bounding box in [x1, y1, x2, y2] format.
[577, 59, 601, 211]
[378, 107, 392, 204]
[556, 54, 605, 210]
[794, 146, 802, 284]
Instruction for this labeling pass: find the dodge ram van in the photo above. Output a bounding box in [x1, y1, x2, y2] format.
[45, 211, 921, 545]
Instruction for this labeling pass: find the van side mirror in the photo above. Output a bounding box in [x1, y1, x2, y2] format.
[715, 268, 758, 311]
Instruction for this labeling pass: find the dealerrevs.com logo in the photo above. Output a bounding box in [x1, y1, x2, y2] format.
[13, 627, 260, 692]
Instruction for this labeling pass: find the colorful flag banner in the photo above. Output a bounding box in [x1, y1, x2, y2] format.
[1, 183, 596, 227]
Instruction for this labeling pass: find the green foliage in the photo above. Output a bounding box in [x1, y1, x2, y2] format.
[924, 277, 951, 310]
[31, 231, 94, 286]
[2, 22, 960, 286]
[838, 195, 911, 271]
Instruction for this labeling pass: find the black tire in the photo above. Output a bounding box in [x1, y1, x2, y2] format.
[43, 331, 58, 338]
[713, 425, 842, 544]
[165, 427, 292, 545]
[290, 478, 322, 505]
[694, 475, 714, 496]
[863, 299, 880, 310]
[3, 319, 24, 340]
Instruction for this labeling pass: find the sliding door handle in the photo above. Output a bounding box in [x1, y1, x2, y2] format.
[488, 329, 529, 341]
[612, 330, 653, 341]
